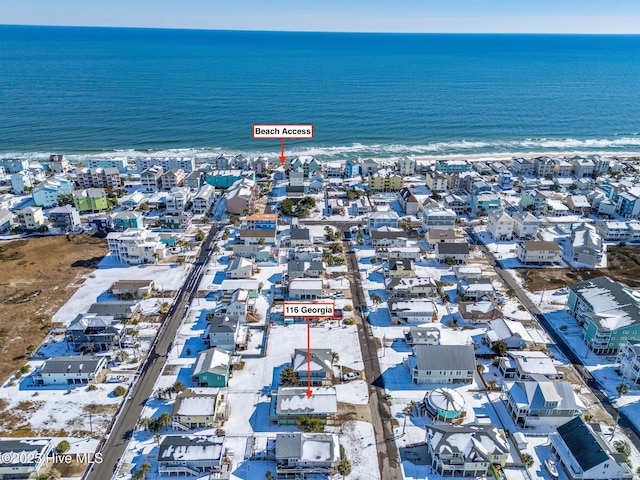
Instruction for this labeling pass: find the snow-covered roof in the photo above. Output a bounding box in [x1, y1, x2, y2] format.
[276, 387, 338, 415]
[486, 318, 534, 344]
[159, 435, 223, 462]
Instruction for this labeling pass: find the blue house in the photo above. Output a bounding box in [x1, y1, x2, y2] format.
[112, 211, 144, 231]
[345, 158, 361, 177]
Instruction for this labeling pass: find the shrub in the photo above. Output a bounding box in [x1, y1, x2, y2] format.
[19, 365, 31, 374]
[113, 386, 127, 397]
[343, 305, 353, 311]
[343, 318, 356, 325]
[87, 384, 97, 391]
[296, 416, 324, 433]
[55, 440, 71, 454]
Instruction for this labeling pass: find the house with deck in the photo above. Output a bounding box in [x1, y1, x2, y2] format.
[158, 435, 226, 477]
[276, 433, 340, 479]
[549, 417, 633, 480]
[567, 276, 640, 354]
[503, 374, 584, 427]
[172, 389, 227, 430]
[405, 344, 475, 384]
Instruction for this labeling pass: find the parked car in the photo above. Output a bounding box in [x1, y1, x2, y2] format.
[341, 372, 359, 382]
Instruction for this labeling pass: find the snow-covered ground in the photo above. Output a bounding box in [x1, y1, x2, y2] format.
[52, 263, 190, 325]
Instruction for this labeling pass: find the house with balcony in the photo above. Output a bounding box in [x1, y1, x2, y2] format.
[422, 207, 456, 232]
[520, 189, 548, 213]
[107, 228, 166, 264]
[291, 348, 334, 386]
[567, 276, 640, 354]
[66, 314, 119, 352]
[31, 177, 75, 207]
[0, 438, 53, 480]
[457, 277, 495, 301]
[158, 212, 192, 231]
[140, 165, 163, 192]
[367, 210, 400, 231]
[472, 193, 501, 213]
[499, 350, 562, 380]
[386, 277, 437, 300]
[192, 348, 231, 388]
[32, 355, 107, 386]
[486, 210, 514, 241]
[288, 279, 324, 301]
[443, 194, 468, 215]
[485, 318, 534, 349]
[426, 172, 448, 193]
[75, 167, 121, 188]
[404, 326, 440, 346]
[534, 156, 555, 177]
[192, 184, 216, 214]
[435, 242, 470, 264]
[226, 177, 258, 214]
[370, 230, 408, 248]
[565, 194, 591, 216]
[458, 301, 502, 323]
[112, 211, 144, 231]
[205, 314, 244, 353]
[435, 160, 470, 174]
[160, 168, 186, 190]
[165, 187, 191, 212]
[290, 156, 321, 178]
[426, 424, 509, 478]
[47, 205, 81, 230]
[426, 229, 461, 247]
[368, 170, 403, 191]
[158, 435, 226, 477]
[595, 220, 631, 241]
[549, 417, 633, 480]
[387, 258, 414, 278]
[276, 432, 340, 479]
[570, 155, 596, 177]
[245, 213, 278, 230]
[270, 387, 338, 425]
[17, 206, 46, 230]
[511, 211, 540, 239]
[172, 389, 227, 430]
[226, 257, 255, 279]
[390, 300, 437, 324]
[405, 344, 475, 384]
[290, 227, 312, 247]
[616, 340, 640, 386]
[503, 374, 584, 427]
[568, 223, 603, 267]
[515, 241, 562, 265]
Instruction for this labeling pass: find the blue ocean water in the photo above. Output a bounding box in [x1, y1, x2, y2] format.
[1, 25, 640, 160]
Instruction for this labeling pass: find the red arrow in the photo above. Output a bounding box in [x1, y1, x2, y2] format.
[279, 138, 286, 164]
[306, 317, 312, 398]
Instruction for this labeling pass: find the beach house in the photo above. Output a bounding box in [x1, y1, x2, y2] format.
[158, 435, 226, 477]
[191, 348, 232, 388]
[276, 433, 340, 479]
[405, 344, 475, 384]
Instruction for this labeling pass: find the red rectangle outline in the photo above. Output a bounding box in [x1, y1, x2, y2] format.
[252, 124, 314, 139]
[282, 301, 335, 318]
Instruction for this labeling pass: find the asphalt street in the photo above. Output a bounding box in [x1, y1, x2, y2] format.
[86, 225, 220, 480]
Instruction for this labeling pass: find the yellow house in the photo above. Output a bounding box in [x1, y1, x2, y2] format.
[369, 172, 404, 191]
[171, 389, 227, 430]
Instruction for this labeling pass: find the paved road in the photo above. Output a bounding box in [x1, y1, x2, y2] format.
[468, 228, 640, 449]
[86, 226, 220, 480]
[343, 239, 403, 480]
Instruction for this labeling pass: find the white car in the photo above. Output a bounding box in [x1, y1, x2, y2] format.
[341, 372, 359, 382]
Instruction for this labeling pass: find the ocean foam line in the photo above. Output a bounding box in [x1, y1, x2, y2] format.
[3, 137, 640, 163]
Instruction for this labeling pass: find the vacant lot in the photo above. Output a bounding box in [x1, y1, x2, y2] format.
[0, 235, 108, 381]
[523, 245, 640, 292]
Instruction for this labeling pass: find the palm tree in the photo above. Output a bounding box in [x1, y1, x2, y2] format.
[139, 462, 151, 479]
[156, 412, 173, 430]
[139, 417, 153, 431]
[172, 381, 185, 394]
[154, 433, 162, 446]
[370, 293, 382, 305]
[280, 366, 300, 386]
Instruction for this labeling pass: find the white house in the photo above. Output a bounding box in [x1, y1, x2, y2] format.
[485, 318, 534, 349]
[486, 211, 514, 241]
[106, 228, 166, 264]
[276, 433, 340, 478]
[405, 345, 475, 384]
[158, 435, 225, 476]
[367, 210, 400, 231]
[289, 279, 324, 300]
[389, 300, 437, 324]
[515, 241, 562, 265]
[32, 355, 107, 386]
[226, 257, 255, 279]
[511, 211, 540, 239]
[550, 417, 633, 480]
[616, 340, 640, 386]
[503, 374, 584, 427]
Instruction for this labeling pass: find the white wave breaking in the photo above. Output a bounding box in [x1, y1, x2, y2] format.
[3, 136, 640, 163]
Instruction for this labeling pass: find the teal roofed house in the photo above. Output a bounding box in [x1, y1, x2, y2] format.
[192, 348, 231, 387]
[567, 276, 640, 355]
